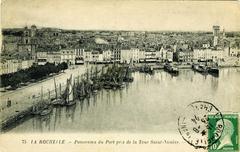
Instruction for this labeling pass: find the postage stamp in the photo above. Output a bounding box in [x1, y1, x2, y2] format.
[178, 101, 224, 149]
[208, 113, 239, 152]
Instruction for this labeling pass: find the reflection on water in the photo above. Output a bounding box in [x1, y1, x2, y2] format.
[8, 68, 240, 133]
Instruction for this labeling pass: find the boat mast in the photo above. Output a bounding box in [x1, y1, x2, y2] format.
[54, 78, 58, 99]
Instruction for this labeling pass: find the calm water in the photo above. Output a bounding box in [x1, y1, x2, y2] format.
[7, 68, 240, 133]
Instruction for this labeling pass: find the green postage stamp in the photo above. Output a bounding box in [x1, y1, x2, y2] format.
[208, 113, 239, 152]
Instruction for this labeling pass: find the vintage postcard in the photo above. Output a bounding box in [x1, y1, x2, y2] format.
[0, 0, 239, 152]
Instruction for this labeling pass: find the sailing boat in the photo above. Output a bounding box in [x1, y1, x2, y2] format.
[92, 66, 100, 93]
[52, 78, 64, 106]
[118, 69, 125, 89]
[64, 75, 76, 106]
[124, 66, 134, 82]
[32, 86, 52, 116]
[79, 81, 85, 100]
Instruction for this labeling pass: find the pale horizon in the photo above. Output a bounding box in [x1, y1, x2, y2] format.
[1, 0, 240, 32]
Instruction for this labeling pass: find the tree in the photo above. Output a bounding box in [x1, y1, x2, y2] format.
[8, 72, 22, 88]
[58, 62, 68, 72]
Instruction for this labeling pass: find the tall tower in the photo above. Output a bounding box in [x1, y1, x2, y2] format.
[222, 27, 226, 39]
[22, 26, 31, 44]
[213, 25, 220, 47]
[30, 25, 37, 37]
[18, 26, 37, 60]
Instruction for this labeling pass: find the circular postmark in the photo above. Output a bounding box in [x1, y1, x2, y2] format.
[178, 101, 224, 149]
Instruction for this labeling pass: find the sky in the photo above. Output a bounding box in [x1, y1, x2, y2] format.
[1, 0, 240, 31]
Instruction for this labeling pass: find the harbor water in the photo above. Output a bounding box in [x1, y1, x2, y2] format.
[6, 68, 240, 133]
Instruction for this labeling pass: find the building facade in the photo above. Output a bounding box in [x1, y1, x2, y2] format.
[112, 49, 121, 63]
[193, 48, 224, 62]
[144, 49, 157, 63]
[159, 47, 173, 62]
[83, 50, 92, 63]
[60, 49, 76, 65]
[75, 48, 85, 58]
[17, 25, 37, 60]
[91, 51, 103, 63]
[139, 49, 145, 63]
[102, 50, 112, 62]
[0, 59, 34, 75]
[176, 50, 193, 62]
[120, 48, 139, 63]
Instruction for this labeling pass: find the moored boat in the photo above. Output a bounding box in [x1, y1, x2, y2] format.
[52, 98, 64, 106]
[139, 65, 154, 74]
[32, 86, 52, 116]
[60, 75, 76, 106]
[40, 105, 53, 116]
[164, 63, 179, 75]
[207, 67, 219, 76]
[192, 64, 208, 74]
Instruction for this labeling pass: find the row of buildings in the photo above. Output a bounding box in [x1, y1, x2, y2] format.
[35, 47, 172, 65]
[0, 45, 236, 75]
[0, 59, 34, 75]
[34, 45, 230, 65]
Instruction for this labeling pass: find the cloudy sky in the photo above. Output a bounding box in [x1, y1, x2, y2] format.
[1, 0, 240, 31]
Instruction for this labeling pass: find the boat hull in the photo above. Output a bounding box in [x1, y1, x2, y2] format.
[64, 100, 76, 106]
[40, 106, 53, 116]
[207, 68, 219, 76]
[164, 65, 179, 75]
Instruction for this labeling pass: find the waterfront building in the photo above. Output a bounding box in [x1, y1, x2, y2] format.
[60, 49, 76, 65]
[75, 48, 85, 58]
[193, 48, 224, 62]
[75, 48, 85, 64]
[144, 48, 157, 63]
[102, 49, 112, 62]
[112, 49, 121, 63]
[91, 51, 103, 63]
[131, 48, 140, 63]
[19, 60, 34, 70]
[120, 48, 139, 63]
[0, 60, 20, 75]
[47, 52, 61, 65]
[120, 49, 131, 64]
[36, 52, 48, 65]
[139, 49, 145, 63]
[176, 50, 193, 62]
[211, 49, 224, 62]
[166, 51, 174, 62]
[159, 47, 167, 62]
[83, 50, 92, 63]
[0, 59, 34, 75]
[193, 48, 212, 61]
[36, 51, 61, 65]
[155, 49, 162, 62]
[159, 47, 173, 62]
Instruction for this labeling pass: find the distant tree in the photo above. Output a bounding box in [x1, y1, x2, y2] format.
[18, 69, 30, 83]
[8, 72, 22, 88]
[62, 62, 68, 71]
[57, 62, 68, 72]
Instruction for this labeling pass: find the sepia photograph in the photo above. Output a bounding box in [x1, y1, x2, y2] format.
[0, 0, 239, 151]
